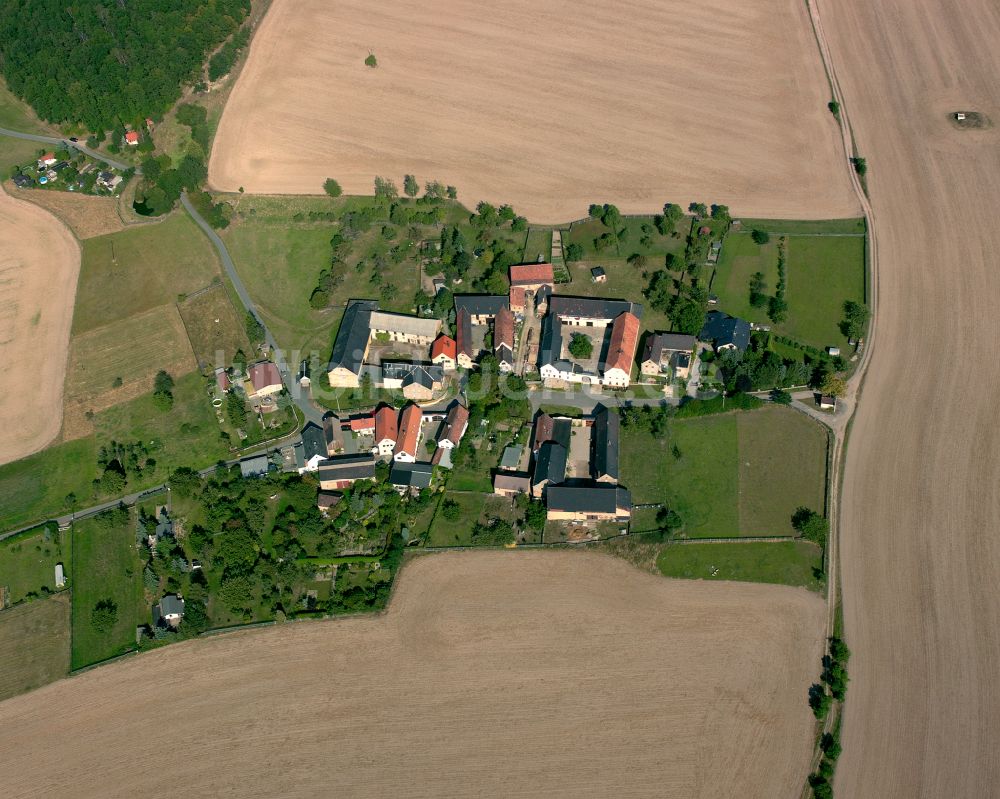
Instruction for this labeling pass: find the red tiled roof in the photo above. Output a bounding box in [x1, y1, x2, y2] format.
[605, 312, 641, 374]
[394, 404, 422, 457]
[509, 285, 527, 309]
[439, 403, 470, 446]
[124, 131, 140, 143]
[249, 361, 282, 391]
[431, 334, 456, 361]
[40, 152, 55, 162]
[494, 307, 514, 350]
[350, 415, 375, 432]
[509, 263, 554, 286]
[374, 405, 398, 443]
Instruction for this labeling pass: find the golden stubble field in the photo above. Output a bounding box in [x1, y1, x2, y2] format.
[0, 186, 80, 466]
[210, 0, 858, 223]
[0, 552, 824, 798]
[820, 0, 1000, 794]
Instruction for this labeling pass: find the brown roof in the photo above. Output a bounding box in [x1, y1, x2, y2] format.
[532, 413, 554, 453]
[374, 405, 398, 443]
[431, 334, 456, 361]
[317, 492, 342, 509]
[494, 307, 514, 351]
[249, 361, 282, 391]
[509, 263, 554, 286]
[438, 403, 470, 446]
[456, 307, 474, 357]
[509, 285, 527, 309]
[604, 312, 641, 374]
[394, 404, 422, 457]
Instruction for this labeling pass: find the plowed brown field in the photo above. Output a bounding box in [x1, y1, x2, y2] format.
[209, 0, 858, 223]
[0, 552, 824, 798]
[0, 186, 80, 465]
[819, 0, 1000, 794]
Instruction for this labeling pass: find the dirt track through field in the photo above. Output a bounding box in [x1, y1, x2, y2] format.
[210, 0, 858, 223]
[0, 186, 80, 465]
[818, 1, 1000, 794]
[0, 552, 824, 798]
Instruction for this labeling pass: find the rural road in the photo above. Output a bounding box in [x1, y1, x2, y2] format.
[813, 0, 1000, 795]
[0, 125, 133, 171]
[180, 192, 324, 427]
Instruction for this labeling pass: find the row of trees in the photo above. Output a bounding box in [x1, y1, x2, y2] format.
[0, 0, 250, 129]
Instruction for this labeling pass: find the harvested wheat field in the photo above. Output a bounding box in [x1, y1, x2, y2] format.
[819, 0, 1000, 795]
[210, 0, 858, 223]
[0, 186, 80, 466]
[0, 552, 824, 798]
[9, 186, 128, 239]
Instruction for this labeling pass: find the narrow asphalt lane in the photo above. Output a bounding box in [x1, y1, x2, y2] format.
[0, 125, 134, 171]
[181, 191, 324, 426]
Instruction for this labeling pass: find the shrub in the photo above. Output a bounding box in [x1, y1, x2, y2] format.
[751, 228, 770, 245]
[568, 333, 593, 359]
[365, 53, 378, 68]
[828, 100, 840, 116]
[564, 242, 583, 262]
[91, 598, 118, 633]
[323, 178, 342, 197]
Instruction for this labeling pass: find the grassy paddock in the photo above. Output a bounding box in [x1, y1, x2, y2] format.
[0, 524, 70, 604]
[74, 213, 221, 334]
[737, 406, 828, 535]
[657, 540, 824, 590]
[177, 282, 252, 370]
[737, 217, 865, 235]
[70, 512, 145, 669]
[0, 593, 71, 701]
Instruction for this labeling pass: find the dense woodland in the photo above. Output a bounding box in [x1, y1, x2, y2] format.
[0, 0, 250, 129]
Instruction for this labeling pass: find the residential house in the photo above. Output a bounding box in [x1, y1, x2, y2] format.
[817, 394, 838, 410]
[124, 131, 140, 146]
[154, 509, 175, 541]
[374, 405, 399, 456]
[591, 405, 620, 484]
[97, 171, 123, 191]
[369, 311, 440, 345]
[326, 300, 378, 387]
[317, 454, 377, 490]
[509, 263, 554, 315]
[499, 445, 522, 471]
[699, 311, 751, 353]
[323, 414, 345, 454]
[37, 153, 56, 167]
[546, 485, 632, 523]
[55, 563, 66, 588]
[494, 307, 515, 372]
[532, 441, 567, 498]
[531, 412, 572, 454]
[240, 455, 270, 478]
[12, 174, 32, 189]
[317, 492, 342, 514]
[393, 404, 423, 462]
[153, 594, 185, 627]
[548, 296, 641, 327]
[590, 266, 607, 283]
[602, 312, 641, 387]
[247, 361, 283, 398]
[214, 367, 231, 396]
[454, 294, 509, 325]
[437, 403, 470, 449]
[493, 472, 532, 497]
[381, 362, 444, 401]
[344, 414, 375, 434]
[298, 422, 329, 472]
[455, 307, 475, 369]
[389, 462, 434, 493]
[431, 335, 457, 370]
[640, 332, 697, 378]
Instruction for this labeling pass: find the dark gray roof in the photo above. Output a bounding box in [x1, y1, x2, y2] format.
[155, 509, 174, 540]
[546, 485, 631, 514]
[300, 422, 327, 462]
[591, 405, 619, 481]
[240, 455, 269, 477]
[317, 454, 376, 481]
[157, 594, 184, 619]
[643, 332, 697, 363]
[699, 311, 750, 351]
[456, 307, 473, 357]
[454, 294, 509, 318]
[12, 174, 32, 187]
[549, 296, 642, 321]
[390, 461, 434, 488]
[533, 441, 567, 487]
[327, 300, 378, 374]
[496, 343, 514, 365]
[538, 314, 562, 365]
[382, 362, 444, 387]
[591, 266, 606, 277]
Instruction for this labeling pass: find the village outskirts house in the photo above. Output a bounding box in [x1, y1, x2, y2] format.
[641, 332, 697, 379]
[326, 300, 378, 387]
[699, 310, 751, 353]
[373, 405, 399, 457]
[369, 311, 440, 345]
[153, 594, 185, 628]
[494, 307, 516, 373]
[298, 421, 329, 473]
[393, 404, 423, 462]
[546, 485, 632, 523]
[381, 362, 444, 402]
[453, 294, 509, 326]
[246, 361, 283, 399]
[317, 454, 377, 490]
[455, 307, 475, 369]
[436, 402, 470, 449]
[431, 334, 457, 371]
[493, 472, 532, 497]
[389, 461, 434, 494]
[602, 312, 641, 388]
[508, 262, 554, 317]
[124, 130, 140, 146]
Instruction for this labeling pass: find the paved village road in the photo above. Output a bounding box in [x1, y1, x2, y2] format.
[0, 126, 133, 171]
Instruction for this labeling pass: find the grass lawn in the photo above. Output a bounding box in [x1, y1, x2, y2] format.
[620, 406, 828, 538]
[782, 235, 867, 351]
[0, 524, 70, 604]
[711, 232, 781, 323]
[0, 438, 98, 533]
[74, 212, 222, 334]
[70, 511, 145, 669]
[177, 282, 252, 370]
[0, 80, 52, 174]
[0, 593, 71, 701]
[737, 406, 828, 535]
[738, 217, 866, 235]
[522, 228, 551, 263]
[561, 259, 671, 333]
[428, 492, 489, 545]
[657, 540, 824, 591]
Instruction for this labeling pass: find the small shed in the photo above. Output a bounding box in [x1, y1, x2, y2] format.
[826, 346, 841, 357]
[55, 563, 66, 588]
[817, 394, 837, 410]
[590, 266, 607, 283]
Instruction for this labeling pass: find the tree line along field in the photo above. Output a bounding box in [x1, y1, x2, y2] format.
[620, 405, 829, 538]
